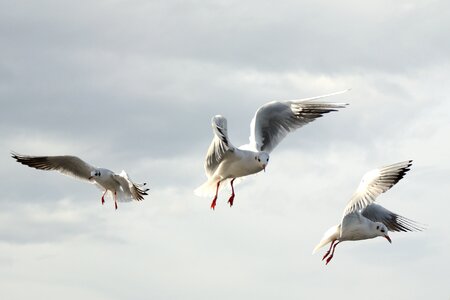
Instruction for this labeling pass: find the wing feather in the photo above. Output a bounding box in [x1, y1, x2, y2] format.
[361, 204, 424, 232]
[113, 171, 149, 201]
[342, 160, 413, 217]
[204, 115, 235, 177]
[12, 152, 95, 181]
[248, 91, 348, 152]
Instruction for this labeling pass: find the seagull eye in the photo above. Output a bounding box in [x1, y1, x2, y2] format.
[381, 229, 385, 233]
[376, 225, 379, 230]
[258, 158, 261, 162]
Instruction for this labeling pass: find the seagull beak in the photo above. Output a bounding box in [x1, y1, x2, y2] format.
[384, 235, 392, 243]
[262, 164, 266, 172]
[88, 176, 93, 180]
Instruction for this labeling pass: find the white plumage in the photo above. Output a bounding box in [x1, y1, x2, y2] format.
[195, 90, 349, 209]
[313, 160, 424, 265]
[12, 153, 149, 210]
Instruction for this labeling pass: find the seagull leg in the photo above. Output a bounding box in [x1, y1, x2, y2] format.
[322, 240, 337, 261]
[325, 241, 340, 265]
[210, 181, 220, 210]
[114, 191, 118, 210]
[101, 190, 107, 205]
[102, 190, 108, 205]
[227, 178, 236, 207]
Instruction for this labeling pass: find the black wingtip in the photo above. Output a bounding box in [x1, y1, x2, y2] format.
[10, 153, 53, 170]
[395, 214, 427, 232]
[10, 151, 19, 160]
[11, 152, 25, 163]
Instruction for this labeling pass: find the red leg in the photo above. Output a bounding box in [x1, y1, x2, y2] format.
[322, 239, 337, 261]
[325, 241, 340, 265]
[210, 181, 220, 210]
[227, 178, 236, 207]
[114, 191, 118, 210]
[101, 190, 107, 205]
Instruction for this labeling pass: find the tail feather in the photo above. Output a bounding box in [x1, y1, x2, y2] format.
[312, 225, 340, 254]
[194, 177, 220, 197]
[194, 177, 238, 197]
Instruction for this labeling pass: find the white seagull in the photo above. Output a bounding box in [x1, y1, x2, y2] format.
[12, 153, 149, 210]
[313, 160, 424, 265]
[195, 90, 349, 209]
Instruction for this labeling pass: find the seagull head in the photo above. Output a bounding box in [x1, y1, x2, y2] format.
[89, 170, 102, 180]
[374, 222, 391, 243]
[254, 152, 270, 172]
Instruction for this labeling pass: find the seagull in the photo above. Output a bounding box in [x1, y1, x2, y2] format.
[12, 153, 149, 210]
[313, 160, 424, 265]
[195, 90, 349, 209]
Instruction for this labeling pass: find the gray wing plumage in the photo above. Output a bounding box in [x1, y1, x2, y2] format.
[113, 171, 149, 201]
[361, 203, 424, 232]
[204, 115, 235, 177]
[342, 160, 413, 217]
[248, 90, 348, 153]
[12, 152, 95, 181]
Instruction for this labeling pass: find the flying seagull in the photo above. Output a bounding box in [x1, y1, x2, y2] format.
[313, 160, 424, 265]
[12, 153, 149, 210]
[195, 90, 349, 209]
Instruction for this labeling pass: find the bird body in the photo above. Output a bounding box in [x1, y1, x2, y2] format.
[313, 214, 384, 255]
[340, 212, 382, 241]
[91, 168, 116, 190]
[213, 148, 266, 180]
[12, 153, 149, 209]
[313, 160, 423, 265]
[196, 90, 349, 209]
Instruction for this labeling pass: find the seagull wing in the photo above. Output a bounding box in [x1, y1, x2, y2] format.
[247, 90, 348, 153]
[12, 152, 95, 181]
[113, 171, 149, 201]
[342, 160, 413, 217]
[361, 203, 424, 232]
[204, 115, 235, 178]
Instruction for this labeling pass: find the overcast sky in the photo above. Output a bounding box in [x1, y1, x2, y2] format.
[1, 0, 449, 299]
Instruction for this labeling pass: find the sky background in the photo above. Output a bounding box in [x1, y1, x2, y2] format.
[1, 0, 449, 299]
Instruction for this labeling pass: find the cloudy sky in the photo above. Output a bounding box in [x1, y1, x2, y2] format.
[1, 0, 449, 299]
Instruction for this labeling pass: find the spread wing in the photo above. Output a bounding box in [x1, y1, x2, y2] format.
[342, 160, 413, 217]
[12, 152, 95, 181]
[248, 90, 348, 153]
[361, 204, 424, 232]
[112, 171, 149, 202]
[203, 115, 235, 177]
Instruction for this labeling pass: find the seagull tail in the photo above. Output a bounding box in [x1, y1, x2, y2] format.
[194, 178, 220, 197]
[312, 225, 340, 254]
[194, 176, 234, 197]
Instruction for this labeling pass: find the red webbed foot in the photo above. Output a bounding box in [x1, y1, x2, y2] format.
[228, 178, 236, 207]
[210, 196, 217, 210]
[227, 194, 235, 207]
[210, 181, 220, 210]
[101, 190, 107, 205]
[322, 251, 331, 261]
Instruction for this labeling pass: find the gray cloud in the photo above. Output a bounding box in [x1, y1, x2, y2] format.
[2, 0, 449, 74]
[0, 0, 449, 299]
